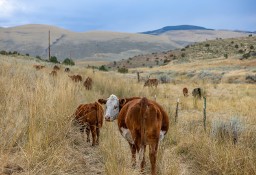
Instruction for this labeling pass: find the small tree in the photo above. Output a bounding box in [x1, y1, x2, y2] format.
[118, 67, 128, 73]
[49, 56, 59, 63]
[99, 65, 108, 71]
[224, 53, 228, 59]
[62, 58, 75, 65]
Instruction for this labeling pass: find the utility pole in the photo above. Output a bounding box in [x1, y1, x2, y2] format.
[48, 30, 51, 61]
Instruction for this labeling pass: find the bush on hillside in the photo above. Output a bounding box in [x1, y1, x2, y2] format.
[62, 58, 75, 66]
[99, 65, 108, 71]
[118, 67, 128, 73]
[49, 56, 60, 63]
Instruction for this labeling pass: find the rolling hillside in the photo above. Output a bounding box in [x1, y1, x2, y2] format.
[0, 24, 253, 62]
[0, 24, 180, 61]
[107, 36, 256, 84]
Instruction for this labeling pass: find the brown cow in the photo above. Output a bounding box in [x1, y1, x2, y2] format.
[84, 77, 93, 90]
[144, 78, 158, 88]
[49, 70, 57, 76]
[33, 65, 45, 70]
[99, 94, 169, 175]
[74, 101, 104, 146]
[53, 65, 60, 71]
[69, 75, 82, 82]
[183, 87, 188, 97]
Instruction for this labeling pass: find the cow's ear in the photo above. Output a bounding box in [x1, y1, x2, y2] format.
[98, 99, 107, 104]
[119, 98, 127, 107]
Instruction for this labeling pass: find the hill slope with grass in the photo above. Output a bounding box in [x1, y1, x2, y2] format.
[107, 36, 256, 84]
[1, 54, 256, 175]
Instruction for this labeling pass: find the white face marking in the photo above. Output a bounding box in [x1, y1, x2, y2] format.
[159, 130, 166, 141]
[120, 127, 134, 144]
[105, 94, 120, 121]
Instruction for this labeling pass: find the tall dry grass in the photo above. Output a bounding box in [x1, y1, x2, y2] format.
[1, 55, 256, 175]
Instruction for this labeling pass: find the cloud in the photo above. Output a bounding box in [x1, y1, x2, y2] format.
[2, 0, 31, 15]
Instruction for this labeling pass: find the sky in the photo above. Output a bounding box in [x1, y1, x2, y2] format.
[0, 0, 255, 33]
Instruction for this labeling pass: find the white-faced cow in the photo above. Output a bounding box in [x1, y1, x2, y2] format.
[98, 94, 169, 175]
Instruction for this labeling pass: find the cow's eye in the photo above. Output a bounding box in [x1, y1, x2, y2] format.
[114, 105, 118, 109]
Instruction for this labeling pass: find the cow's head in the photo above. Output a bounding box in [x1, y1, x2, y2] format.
[98, 94, 129, 122]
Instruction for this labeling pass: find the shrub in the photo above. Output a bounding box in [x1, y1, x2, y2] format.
[205, 43, 210, 47]
[62, 58, 75, 66]
[224, 53, 228, 59]
[158, 74, 170, 83]
[238, 49, 244, 54]
[211, 117, 243, 144]
[181, 48, 186, 51]
[181, 53, 185, 57]
[99, 65, 108, 71]
[26, 53, 29, 56]
[242, 53, 250, 59]
[36, 55, 41, 59]
[0, 50, 7, 55]
[117, 67, 128, 73]
[49, 56, 60, 63]
[235, 44, 239, 48]
[250, 45, 254, 50]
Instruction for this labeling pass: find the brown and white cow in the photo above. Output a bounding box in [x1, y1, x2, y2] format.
[144, 78, 159, 88]
[69, 75, 82, 82]
[99, 94, 169, 175]
[74, 101, 104, 146]
[183, 87, 188, 97]
[84, 77, 93, 90]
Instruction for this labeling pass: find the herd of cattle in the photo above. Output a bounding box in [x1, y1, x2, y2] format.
[33, 64, 93, 90]
[33, 64, 202, 175]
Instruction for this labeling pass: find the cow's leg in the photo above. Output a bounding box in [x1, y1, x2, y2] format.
[96, 127, 100, 145]
[90, 125, 97, 146]
[149, 142, 158, 175]
[129, 143, 136, 168]
[86, 125, 91, 143]
[140, 145, 146, 174]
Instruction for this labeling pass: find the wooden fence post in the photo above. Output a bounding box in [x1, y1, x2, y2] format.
[203, 97, 207, 131]
[175, 98, 179, 123]
[137, 72, 140, 82]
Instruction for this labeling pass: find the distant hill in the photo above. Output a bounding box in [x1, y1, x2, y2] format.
[0, 24, 253, 62]
[141, 25, 212, 35]
[0, 24, 180, 61]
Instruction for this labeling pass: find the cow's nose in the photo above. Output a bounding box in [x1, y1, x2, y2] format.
[105, 115, 110, 121]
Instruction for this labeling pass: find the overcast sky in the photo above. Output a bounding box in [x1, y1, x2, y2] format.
[0, 0, 255, 33]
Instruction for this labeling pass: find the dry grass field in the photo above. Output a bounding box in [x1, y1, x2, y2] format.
[0, 54, 255, 175]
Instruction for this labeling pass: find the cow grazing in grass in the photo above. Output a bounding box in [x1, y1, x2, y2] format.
[99, 94, 169, 175]
[64, 67, 70, 72]
[49, 70, 57, 76]
[74, 101, 104, 146]
[144, 79, 158, 88]
[192, 88, 202, 99]
[183, 87, 188, 97]
[69, 75, 82, 82]
[33, 65, 45, 70]
[53, 65, 60, 71]
[84, 77, 93, 90]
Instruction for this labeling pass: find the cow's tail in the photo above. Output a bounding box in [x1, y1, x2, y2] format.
[139, 97, 148, 162]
